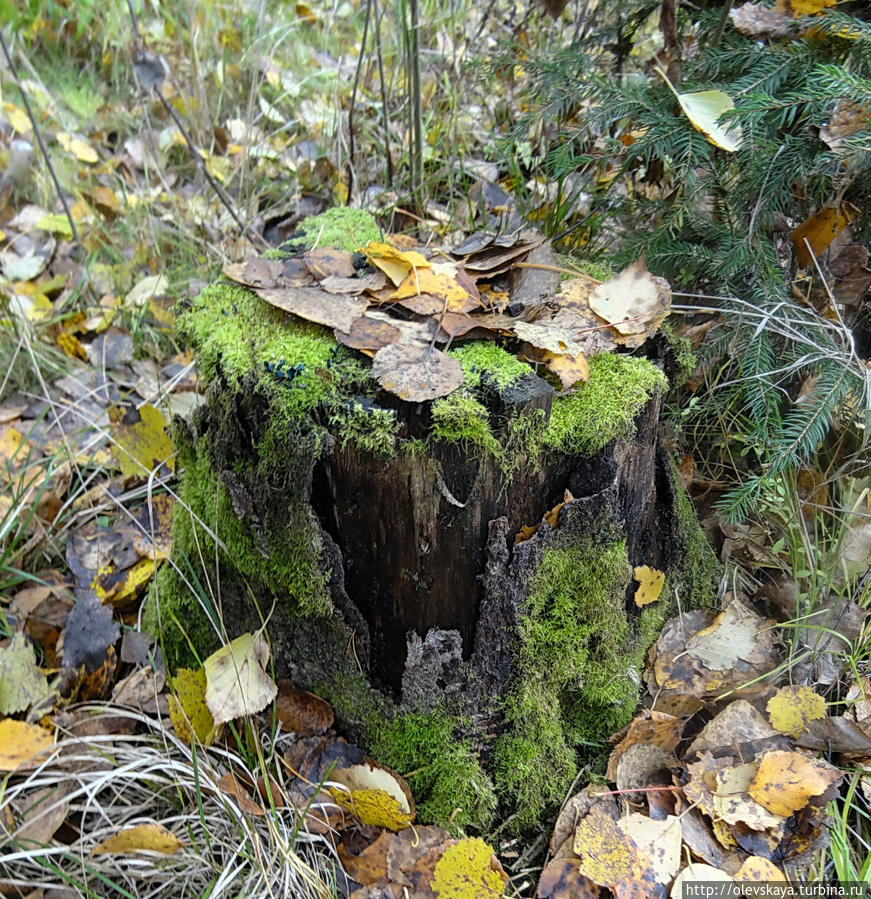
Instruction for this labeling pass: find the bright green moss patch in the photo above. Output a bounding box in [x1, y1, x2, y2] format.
[430, 394, 499, 455]
[493, 536, 656, 829]
[370, 709, 497, 835]
[448, 342, 533, 390]
[545, 353, 667, 456]
[293, 207, 382, 252]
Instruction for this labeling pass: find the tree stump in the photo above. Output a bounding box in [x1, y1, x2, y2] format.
[145, 215, 721, 831]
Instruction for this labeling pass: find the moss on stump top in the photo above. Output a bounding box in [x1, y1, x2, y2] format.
[179, 209, 667, 465]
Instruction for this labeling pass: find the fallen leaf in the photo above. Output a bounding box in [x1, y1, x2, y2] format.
[364, 241, 430, 287]
[670, 864, 734, 897]
[304, 247, 356, 279]
[431, 837, 508, 899]
[109, 403, 175, 478]
[537, 858, 600, 898]
[222, 258, 287, 290]
[514, 321, 586, 357]
[730, 3, 792, 38]
[371, 344, 464, 402]
[633, 565, 665, 607]
[0, 719, 54, 770]
[256, 285, 369, 332]
[204, 631, 278, 726]
[661, 72, 744, 152]
[335, 315, 402, 354]
[748, 750, 842, 817]
[338, 829, 395, 887]
[713, 762, 787, 830]
[791, 204, 860, 268]
[574, 807, 643, 887]
[684, 599, 775, 671]
[767, 685, 827, 737]
[774, 0, 835, 15]
[11, 782, 72, 846]
[588, 259, 671, 338]
[62, 594, 120, 672]
[217, 772, 267, 816]
[735, 856, 787, 882]
[618, 814, 681, 885]
[57, 131, 99, 164]
[92, 822, 184, 855]
[330, 759, 416, 831]
[170, 667, 219, 744]
[275, 679, 334, 735]
[0, 632, 53, 716]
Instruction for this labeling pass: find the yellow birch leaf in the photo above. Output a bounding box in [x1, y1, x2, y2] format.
[0, 719, 54, 771]
[633, 565, 665, 607]
[4, 103, 31, 134]
[766, 685, 826, 737]
[431, 837, 508, 898]
[109, 403, 175, 478]
[748, 751, 842, 817]
[364, 241, 430, 287]
[93, 822, 184, 855]
[329, 785, 415, 831]
[169, 667, 219, 745]
[658, 69, 743, 152]
[56, 132, 99, 164]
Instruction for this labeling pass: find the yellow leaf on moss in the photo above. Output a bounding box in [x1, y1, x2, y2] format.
[93, 822, 183, 855]
[633, 565, 665, 607]
[431, 837, 508, 898]
[767, 685, 826, 737]
[169, 668, 219, 745]
[329, 785, 415, 831]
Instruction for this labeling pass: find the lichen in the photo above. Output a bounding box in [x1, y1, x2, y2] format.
[544, 353, 667, 456]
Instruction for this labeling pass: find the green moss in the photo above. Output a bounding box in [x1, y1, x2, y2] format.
[293, 207, 382, 252]
[659, 320, 696, 384]
[448, 343, 533, 390]
[430, 393, 499, 455]
[143, 423, 330, 670]
[545, 353, 667, 456]
[369, 709, 497, 835]
[492, 539, 642, 829]
[668, 458, 721, 611]
[557, 253, 614, 283]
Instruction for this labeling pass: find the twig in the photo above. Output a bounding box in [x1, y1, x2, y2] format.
[0, 30, 80, 246]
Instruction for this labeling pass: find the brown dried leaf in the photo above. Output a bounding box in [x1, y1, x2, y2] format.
[537, 858, 599, 898]
[371, 345, 464, 403]
[222, 258, 287, 290]
[256, 286, 369, 333]
[275, 679, 334, 735]
[791, 204, 860, 269]
[588, 259, 671, 338]
[730, 3, 792, 38]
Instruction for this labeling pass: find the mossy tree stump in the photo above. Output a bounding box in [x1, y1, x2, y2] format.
[145, 209, 720, 831]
